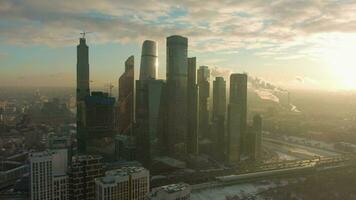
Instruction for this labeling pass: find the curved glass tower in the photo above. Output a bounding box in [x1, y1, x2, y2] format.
[140, 40, 158, 80]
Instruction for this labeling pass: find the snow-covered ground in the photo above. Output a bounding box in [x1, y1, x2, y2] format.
[191, 180, 289, 200]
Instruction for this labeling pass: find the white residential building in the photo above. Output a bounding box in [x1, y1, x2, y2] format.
[95, 166, 149, 200]
[29, 150, 69, 200]
[29, 151, 53, 200]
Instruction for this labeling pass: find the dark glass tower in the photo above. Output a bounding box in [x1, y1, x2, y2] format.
[187, 57, 199, 155]
[227, 73, 248, 164]
[197, 66, 210, 138]
[165, 35, 188, 156]
[76, 37, 90, 153]
[212, 77, 226, 160]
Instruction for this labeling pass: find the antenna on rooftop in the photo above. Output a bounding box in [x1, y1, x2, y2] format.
[80, 31, 92, 38]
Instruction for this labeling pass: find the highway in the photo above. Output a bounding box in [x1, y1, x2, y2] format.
[263, 137, 339, 160]
[191, 154, 356, 193]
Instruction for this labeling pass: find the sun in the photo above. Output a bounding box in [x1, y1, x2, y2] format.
[319, 35, 356, 90]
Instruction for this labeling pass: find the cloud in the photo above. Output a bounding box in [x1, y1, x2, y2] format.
[295, 76, 305, 83]
[0, 52, 8, 59]
[295, 76, 319, 85]
[0, 0, 356, 58]
[210, 66, 232, 78]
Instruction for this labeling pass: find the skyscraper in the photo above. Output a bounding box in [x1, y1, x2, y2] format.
[140, 40, 158, 80]
[197, 66, 210, 138]
[227, 73, 248, 164]
[212, 77, 226, 160]
[136, 79, 165, 167]
[213, 77, 226, 120]
[136, 40, 164, 166]
[77, 36, 90, 154]
[187, 57, 199, 155]
[118, 56, 135, 136]
[76, 37, 90, 102]
[166, 35, 188, 155]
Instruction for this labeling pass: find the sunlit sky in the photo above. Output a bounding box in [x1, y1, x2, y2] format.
[1, 0, 356, 91]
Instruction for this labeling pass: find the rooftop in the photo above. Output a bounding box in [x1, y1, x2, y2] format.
[160, 183, 190, 193]
[106, 166, 147, 177]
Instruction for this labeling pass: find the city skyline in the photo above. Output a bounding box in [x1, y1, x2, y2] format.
[1, 1, 356, 91]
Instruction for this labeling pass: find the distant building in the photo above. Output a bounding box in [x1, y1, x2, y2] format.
[95, 167, 149, 200]
[115, 134, 136, 161]
[76, 36, 90, 154]
[253, 114, 263, 160]
[48, 133, 71, 150]
[148, 183, 191, 200]
[48, 133, 72, 165]
[166, 35, 188, 156]
[227, 73, 248, 164]
[69, 155, 104, 200]
[118, 56, 135, 136]
[246, 115, 263, 161]
[0, 161, 27, 188]
[140, 40, 158, 80]
[197, 66, 210, 139]
[187, 57, 199, 155]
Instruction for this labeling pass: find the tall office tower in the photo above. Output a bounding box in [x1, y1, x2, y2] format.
[29, 152, 53, 200]
[95, 167, 149, 200]
[166, 35, 188, 155]
[253, 114, 262, 160]
[148, 183, 191, 200]
[136, 79, 165, 167]
[197, 66, 210, 138]
[77, 36, 90, 154]
[227, 73, 248, 164]
[187, 57, 199, 155]
[212, 77, 226, 159]
[118, 56, 135, 136]
[140, 40, 158, 80]
[213, 77, 226, 120]
[69, 155, 104, 200]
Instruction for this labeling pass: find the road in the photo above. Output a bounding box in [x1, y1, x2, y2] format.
[263, 137, 339, 160]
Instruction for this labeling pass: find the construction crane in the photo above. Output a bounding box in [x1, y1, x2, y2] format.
[105, 83, 115, 97]
[80, 31, 92, 38]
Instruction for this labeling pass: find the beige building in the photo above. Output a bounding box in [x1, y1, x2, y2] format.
[95, 167, 149, 200]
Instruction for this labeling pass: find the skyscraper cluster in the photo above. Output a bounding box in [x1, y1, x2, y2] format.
[76, 34, 263, 168]
[27, 33, 263, 200]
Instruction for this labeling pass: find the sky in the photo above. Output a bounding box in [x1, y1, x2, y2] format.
[1, 0, 356, 91]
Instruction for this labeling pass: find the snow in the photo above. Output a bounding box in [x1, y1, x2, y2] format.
[191, 180, 287, 200]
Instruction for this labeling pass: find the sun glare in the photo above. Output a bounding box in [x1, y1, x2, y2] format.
[319, 35, 356, 90]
